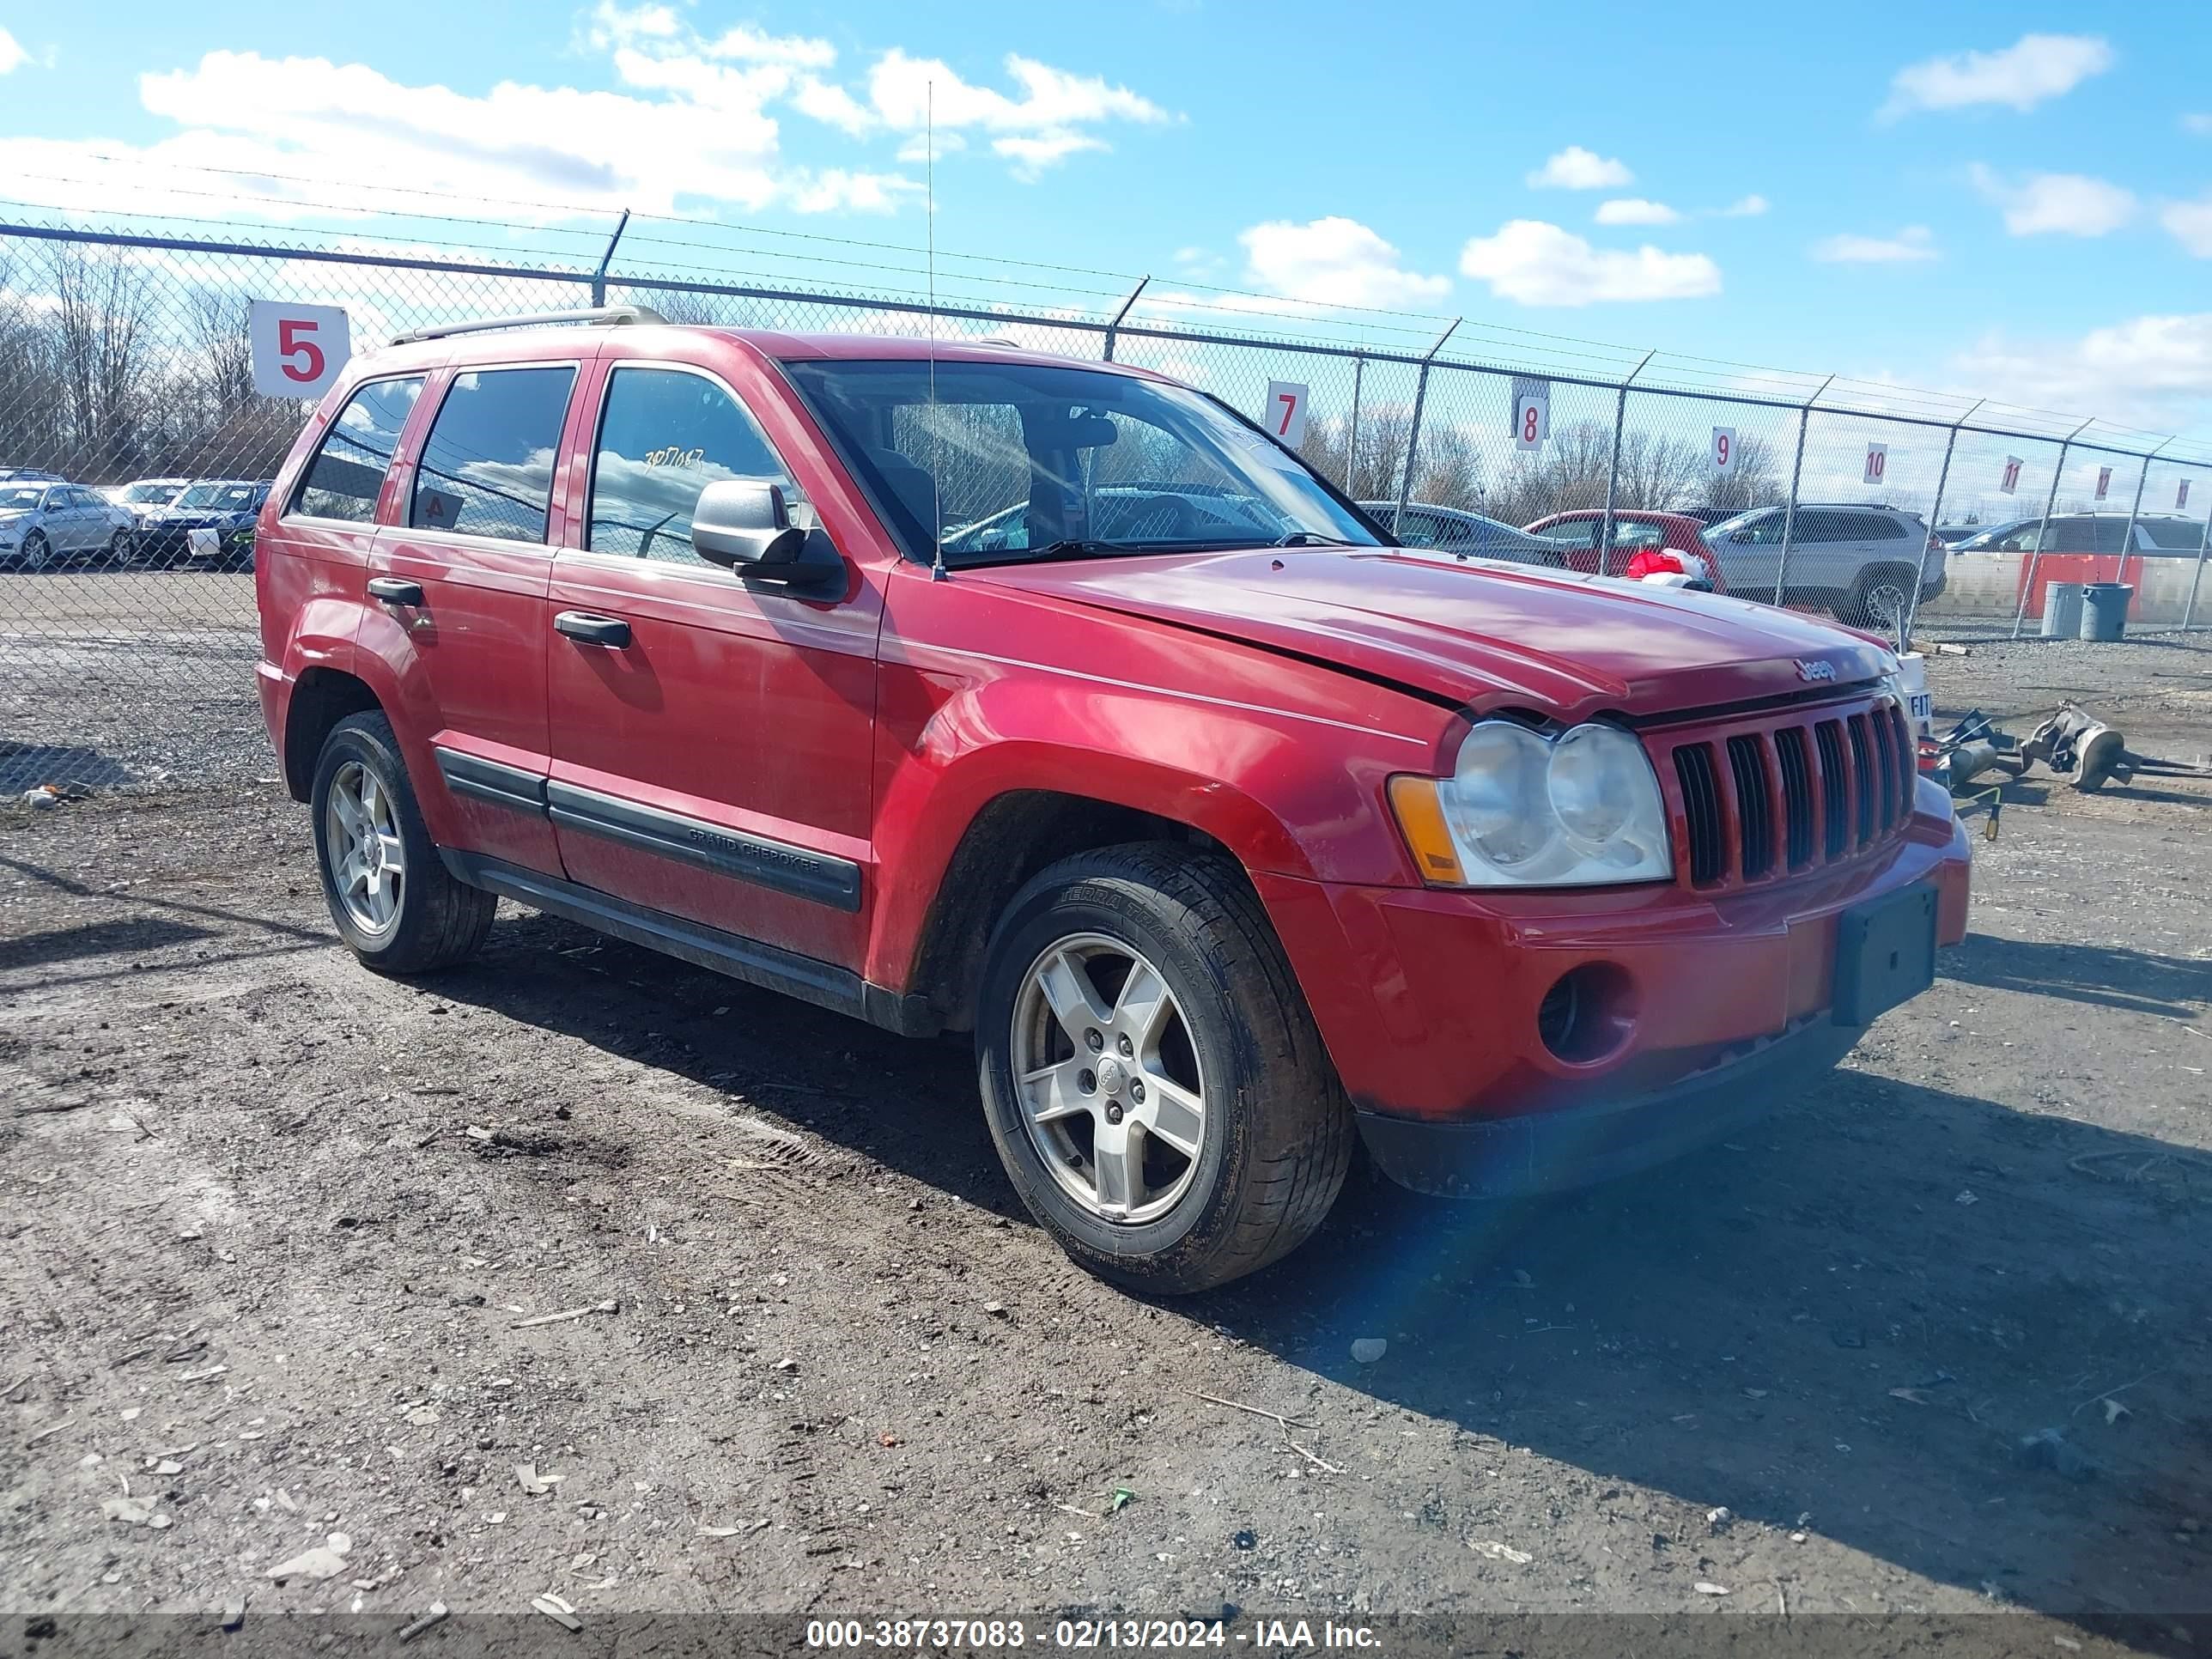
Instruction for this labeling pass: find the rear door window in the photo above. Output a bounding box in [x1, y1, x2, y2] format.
[294, 376, 426, 523]
[411, 367, 578, 544]
[1540, 519, 1600, 550]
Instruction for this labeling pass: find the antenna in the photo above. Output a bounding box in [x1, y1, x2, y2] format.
[927, 81, 947, 582]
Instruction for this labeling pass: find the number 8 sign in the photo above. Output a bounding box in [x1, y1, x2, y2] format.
[1511, 377, 1550, 452]
[250, 301, 352, 400]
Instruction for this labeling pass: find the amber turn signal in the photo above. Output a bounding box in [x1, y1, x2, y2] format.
[1388, 775, 1466, 886]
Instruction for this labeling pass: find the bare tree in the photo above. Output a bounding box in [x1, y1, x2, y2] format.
[191, 290, 257, 417]
[1300, 405, 1419, 504]
[46, 242, 155, 480]
[1698, 432, 1784, 514]
[0, 254, 66, 471]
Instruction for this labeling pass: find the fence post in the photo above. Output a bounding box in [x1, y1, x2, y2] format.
[1598, 349, 1655, 579]
[590, 208, 630, 307]
[1100, 276, 1149, 362]
[2185, 497, 2211, 630]
[2010, 418, 2094, 639]
[1346, 356, 1364, 495]
[1771, 375, 1833, 607]
[1392, 319, 1461, 535]
[1903, 398, 1982, 648]
[2118, 437, 2167, 622]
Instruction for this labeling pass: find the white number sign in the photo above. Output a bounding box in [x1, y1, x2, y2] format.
[2094, 465, 2112, 501]
[2000, 456, 2023, 495]
[2179, 479, 2192, 511]
[1863, 443, 1887, 486]
[250, 301, 351, 400]
[1262, 380, 1309, 449]
[1711, 427, 1736, 475]
[1510, 377, 1550, 452]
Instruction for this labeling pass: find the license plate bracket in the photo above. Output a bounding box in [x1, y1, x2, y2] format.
[1832, 882, 1938, 1027]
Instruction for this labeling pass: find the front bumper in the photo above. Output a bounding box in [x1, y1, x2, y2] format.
[1357, 1014, 1860, 1196]
[1255, 783, 1971, 1193]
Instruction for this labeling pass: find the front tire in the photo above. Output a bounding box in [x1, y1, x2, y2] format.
[975, 845, 1352, 1294]
[19, 531, 49, 572]
[310, 712, 495, 975]
[1844, 564, 1916, 630]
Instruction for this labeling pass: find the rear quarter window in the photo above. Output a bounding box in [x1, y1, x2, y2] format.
[292, 376, 426, 523]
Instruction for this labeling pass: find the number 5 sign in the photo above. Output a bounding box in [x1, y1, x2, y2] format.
[1711, 427, 1736, 475]
[250, 301, 351, 399]
[1262, 380, 1309, 448]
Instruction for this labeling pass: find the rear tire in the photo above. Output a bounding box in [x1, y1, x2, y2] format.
[975, 844, 1352, 1294]
[1844, 564, 1917, 630]
[310, 711, 495, 975]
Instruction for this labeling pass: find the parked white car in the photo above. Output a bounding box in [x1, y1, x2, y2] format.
[0, 482, 137, 569]
[102, 477, 193, 526]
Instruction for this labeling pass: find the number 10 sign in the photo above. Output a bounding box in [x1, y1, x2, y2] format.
[250, 301, 352, 400]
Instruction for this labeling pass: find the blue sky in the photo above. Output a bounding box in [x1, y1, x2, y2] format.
[3, 2, 2210, 437]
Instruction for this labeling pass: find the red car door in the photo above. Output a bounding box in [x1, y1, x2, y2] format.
[543, 349, 883, 973]
[368, 356, 592, 876]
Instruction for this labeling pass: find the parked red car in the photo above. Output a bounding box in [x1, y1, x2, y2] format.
[254, 312, 1970, 1292]
[1526, 508, 1730, 592]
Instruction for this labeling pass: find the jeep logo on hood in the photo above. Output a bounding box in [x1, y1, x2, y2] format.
[1794, 658, 1838, 684]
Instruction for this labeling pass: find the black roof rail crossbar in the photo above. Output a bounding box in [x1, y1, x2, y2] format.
[388, 304, 667, 346]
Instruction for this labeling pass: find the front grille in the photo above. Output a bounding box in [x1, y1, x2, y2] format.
[1673, 743, 1726, 885]
[1667, 696, 1915, 890]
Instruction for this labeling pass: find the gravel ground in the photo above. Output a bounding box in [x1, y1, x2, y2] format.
[0, 607, 2209, 1655]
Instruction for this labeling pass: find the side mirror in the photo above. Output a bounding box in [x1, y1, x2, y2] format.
[692, 480, 808, 570]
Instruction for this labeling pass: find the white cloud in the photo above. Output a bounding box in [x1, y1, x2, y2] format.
[1967, 164, 2136, 236]
[1719, 193, 1769, 217]
[992, 131, 1104, 180]
[1456, 220, 1719, 307]
[0, 27, 28, 75]
[1812, 227, 1938, 264]
[1881, 33, 2113, 118]
[1954, 313, 2212, 426]
[1594, 198, 1680, 226]
[1238, 216, 1451, 310]
[2164, 194, 2212, 258]
[893, 130, 967, 164]
[2186, 112, 2212, 137]
[1526, 146, 1632, 190]
[0, 9, 1172, 222]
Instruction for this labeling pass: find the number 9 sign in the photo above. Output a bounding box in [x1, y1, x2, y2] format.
[250, 301, 352, 400]
[1711, 427, 1736, 475]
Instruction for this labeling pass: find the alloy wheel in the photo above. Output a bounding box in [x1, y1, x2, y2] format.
[325, 760, 407, 937]
[1011, 933, 1207, 1224]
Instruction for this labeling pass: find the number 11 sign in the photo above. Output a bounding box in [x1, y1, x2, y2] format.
[250, 301, 352, 400]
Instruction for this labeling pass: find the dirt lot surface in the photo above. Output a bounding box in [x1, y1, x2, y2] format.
[2, 638, 2209, 1653]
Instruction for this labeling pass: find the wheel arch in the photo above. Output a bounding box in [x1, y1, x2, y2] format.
[280, 665, 386, 801]
[901, 788, 1253, 1034]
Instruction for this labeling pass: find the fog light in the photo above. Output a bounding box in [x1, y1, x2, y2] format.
[1536, 963, 1636, 1063]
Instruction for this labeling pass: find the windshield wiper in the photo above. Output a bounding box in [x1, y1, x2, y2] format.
[1272, 531, 1358, 548]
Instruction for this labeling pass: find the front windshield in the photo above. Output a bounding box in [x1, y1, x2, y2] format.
[781, 358, 1381, 566]
[125, 483, 183, 506]
[0, 487, 45, 511]
[179, 483, 232, 508]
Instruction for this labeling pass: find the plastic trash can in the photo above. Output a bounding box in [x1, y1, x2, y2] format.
[2079, 582, 2133, 641]
[2042, 581, 2086, 639]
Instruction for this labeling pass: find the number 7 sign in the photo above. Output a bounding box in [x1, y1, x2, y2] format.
[1263, 380, 1309, 448]
[250, 301, 352, 399]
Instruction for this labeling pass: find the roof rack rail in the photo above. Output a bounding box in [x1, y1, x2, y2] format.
[388, 304, 667, 346]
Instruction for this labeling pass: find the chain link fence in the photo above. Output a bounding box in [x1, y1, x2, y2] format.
[4, 210, 2209, 795]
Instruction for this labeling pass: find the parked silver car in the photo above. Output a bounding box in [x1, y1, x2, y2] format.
[0, 482, 137, 569]
[1355, 500, 1563, 566]
[1701, 502, 1942, 625]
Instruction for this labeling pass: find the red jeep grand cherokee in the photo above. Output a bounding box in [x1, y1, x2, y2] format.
[255, 309, 1971, 1293]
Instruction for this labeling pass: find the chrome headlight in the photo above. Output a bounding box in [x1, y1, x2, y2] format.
[1391, 719, 1673, 888]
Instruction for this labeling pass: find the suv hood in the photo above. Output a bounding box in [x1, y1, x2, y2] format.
[978, 548, 1893, 717]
